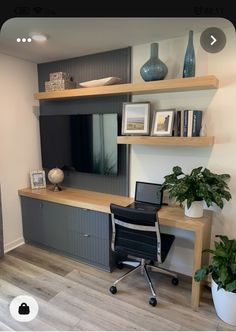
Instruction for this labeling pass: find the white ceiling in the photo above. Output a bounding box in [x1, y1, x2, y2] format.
[0, 17, 231, 63]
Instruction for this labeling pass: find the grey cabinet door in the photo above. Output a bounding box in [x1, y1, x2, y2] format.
[69, 232, 110, 266]
[21, 197, 43, 243]
[42, 201, 75, 254]
[69, 208, 110, 239]
[68, 207, 111, 267]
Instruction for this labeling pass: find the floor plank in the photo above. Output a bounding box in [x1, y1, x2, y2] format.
[65, 269, 219, 331]
[0, 278, 80, 331]
[0, 244, 235, 331]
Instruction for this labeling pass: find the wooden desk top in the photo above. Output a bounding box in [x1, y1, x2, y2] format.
[18, 187, 212, 232]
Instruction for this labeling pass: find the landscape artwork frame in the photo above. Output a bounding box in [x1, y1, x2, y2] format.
[122, 102, 150, 135]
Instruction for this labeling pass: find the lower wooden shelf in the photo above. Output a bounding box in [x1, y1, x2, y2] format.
[117, 136, 214, 147]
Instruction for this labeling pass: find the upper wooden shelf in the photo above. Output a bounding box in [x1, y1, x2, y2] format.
[117, 136, 215, 147]
[34, 75, 219, 101]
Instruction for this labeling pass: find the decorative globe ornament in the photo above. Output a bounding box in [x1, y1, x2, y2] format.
[48, 168, 64, 192]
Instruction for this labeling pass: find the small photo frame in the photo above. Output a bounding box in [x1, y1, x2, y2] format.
[122, 102, 150, 135]
[30, 170, 46, 189]
[151, 109, 175, 136]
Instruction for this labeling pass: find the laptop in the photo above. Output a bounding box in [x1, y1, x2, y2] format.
[127, 181, 163, 212]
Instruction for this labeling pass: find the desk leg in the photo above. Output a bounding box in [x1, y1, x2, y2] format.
[192, 229, 203, 310]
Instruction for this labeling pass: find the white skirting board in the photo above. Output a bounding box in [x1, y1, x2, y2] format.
[4, 237, 25, 253]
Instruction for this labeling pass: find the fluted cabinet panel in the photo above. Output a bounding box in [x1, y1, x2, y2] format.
[20, 197, 115, 271]
[69, 208, 109, 240]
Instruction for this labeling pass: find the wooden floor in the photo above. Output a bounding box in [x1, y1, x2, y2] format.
[0, 244, 235, 331]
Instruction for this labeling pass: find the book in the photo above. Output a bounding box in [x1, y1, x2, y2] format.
[192, 110, 203, 136]
[183, 110, 189, 137]
[180, 110, 185, 136]
[176, 110, 181, 136]
[187, 110, 193, 137]
[172, 110, 178, 136]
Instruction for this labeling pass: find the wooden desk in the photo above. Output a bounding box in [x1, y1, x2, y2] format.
[19, 187, 212, 310]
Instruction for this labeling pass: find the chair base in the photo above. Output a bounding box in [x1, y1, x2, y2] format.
[109, 259, 178, 306]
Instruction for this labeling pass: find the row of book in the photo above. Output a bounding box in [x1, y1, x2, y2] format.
[173, 110, 203, 137]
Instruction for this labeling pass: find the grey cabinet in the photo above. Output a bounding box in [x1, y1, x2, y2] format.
[21, 197, 44, 243]
[20, 196, 115, 271]
[68, 208, 110, 267]
[41, 200, 73, 253]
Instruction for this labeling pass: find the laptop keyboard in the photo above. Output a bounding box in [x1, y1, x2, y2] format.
[132, 202, 161, 211]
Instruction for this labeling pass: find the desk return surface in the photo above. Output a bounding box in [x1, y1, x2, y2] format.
[18, 187, 212, 310]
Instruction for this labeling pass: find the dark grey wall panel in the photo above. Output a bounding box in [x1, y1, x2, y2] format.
[38, 47, 131, 196]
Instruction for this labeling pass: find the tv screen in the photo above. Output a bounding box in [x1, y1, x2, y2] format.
[39, 113, 118, 175]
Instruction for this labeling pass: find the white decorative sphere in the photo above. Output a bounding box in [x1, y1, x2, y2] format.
[48, 168, 64, 185]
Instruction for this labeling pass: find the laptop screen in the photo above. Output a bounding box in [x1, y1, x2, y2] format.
[135, 182, 163, 205]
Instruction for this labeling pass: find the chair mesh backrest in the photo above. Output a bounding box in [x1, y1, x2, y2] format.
[110, 203, 161, 262]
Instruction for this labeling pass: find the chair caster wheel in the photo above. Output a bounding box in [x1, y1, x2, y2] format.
[109, 286, 117, 294]
[172, 277, 179, 286]
[149, 297, 157, 306]
[117, 262, 124, 269]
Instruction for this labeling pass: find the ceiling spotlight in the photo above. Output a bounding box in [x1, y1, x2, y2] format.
[30, 33, 48, 42]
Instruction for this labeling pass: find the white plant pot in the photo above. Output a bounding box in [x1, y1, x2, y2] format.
[184, 201, 203, 218]
[212, 278, 236, 326]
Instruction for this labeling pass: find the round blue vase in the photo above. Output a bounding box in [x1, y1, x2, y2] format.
[140, 43, 168, 81]
[183, 30, 196, 78]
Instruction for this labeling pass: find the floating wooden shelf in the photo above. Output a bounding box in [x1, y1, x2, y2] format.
[34, 75, 219, 101]
[117, 136, 215, 147]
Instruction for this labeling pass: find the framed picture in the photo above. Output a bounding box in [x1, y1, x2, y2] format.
[151, 109, 175, 136]
[122, 102, 150, 135]
[30, 170, 46, 189]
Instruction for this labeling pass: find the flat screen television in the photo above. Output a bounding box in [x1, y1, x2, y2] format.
[39, 113, 118, 175]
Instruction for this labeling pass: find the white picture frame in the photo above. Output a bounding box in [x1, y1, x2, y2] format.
[30, 170, 46, 189]
[151, 109, 175, 136]
[122, 102, 150, 135]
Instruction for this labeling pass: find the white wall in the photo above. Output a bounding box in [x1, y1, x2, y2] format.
[131, 26, 236, 275]
[0, 53, 41, 252]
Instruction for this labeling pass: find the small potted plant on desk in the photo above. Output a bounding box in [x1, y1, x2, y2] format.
[194, 235, 236, 326]
[162, 166, 231, 218]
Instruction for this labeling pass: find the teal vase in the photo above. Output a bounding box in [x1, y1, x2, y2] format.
[183, 30, 195, 78]
[140, 43, 168, 81]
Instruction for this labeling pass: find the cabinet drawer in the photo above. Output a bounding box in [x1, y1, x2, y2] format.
[69, 208, 110, 240]
[69, 231, 110, 266]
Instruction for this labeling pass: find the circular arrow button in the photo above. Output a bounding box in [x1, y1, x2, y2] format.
[200, 27, 226, 53]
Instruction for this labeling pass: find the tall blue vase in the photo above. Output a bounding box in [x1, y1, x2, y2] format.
[183, 30, 195, 78]
[140, 43, 168, 81]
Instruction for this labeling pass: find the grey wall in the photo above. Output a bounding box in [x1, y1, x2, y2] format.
[38, 47, 131, 196]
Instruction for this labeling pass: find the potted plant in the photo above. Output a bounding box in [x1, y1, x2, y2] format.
[194, 235, 236, 325]
[162, 166, 231, 218]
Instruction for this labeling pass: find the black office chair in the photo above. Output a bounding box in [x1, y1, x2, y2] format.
[109, 203, 179, 306]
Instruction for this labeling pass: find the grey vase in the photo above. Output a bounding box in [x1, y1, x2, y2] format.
[140, 43, 168, 81]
